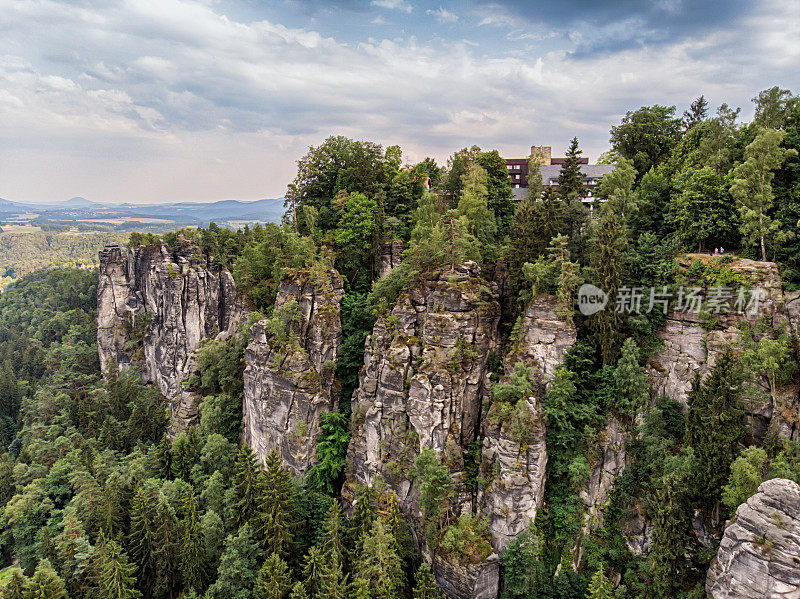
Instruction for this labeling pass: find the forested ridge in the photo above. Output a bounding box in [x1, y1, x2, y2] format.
[2, 87, 800, 598]
[0, 232, 129, 289]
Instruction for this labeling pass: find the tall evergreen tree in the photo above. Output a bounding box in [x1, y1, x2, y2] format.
[412, 562, 441, 599]
[2, 567, 28, 599]
[21, 560, 66, 599]
[128, 484, 160, 596]
[457, 163, 497, 248]
[650, 462, 692, 597]
[685, 350, 746, 508]
[613, 338, 649, 419]
[180, 486, 205, 592]
[97, 539, 142, 599]
[232, 444, 262, 529]
[683, 95, 709, 130]
[152, 436, 172, 480]
[590, 207, 627, 365]
[353, 519, 406, 599]
[558, 138, 587, 202]
[254, 553, 293, 599]
[255, 449, 296, 558]
[586, 563, 613, 599]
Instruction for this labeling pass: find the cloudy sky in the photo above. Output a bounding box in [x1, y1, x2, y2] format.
[1, 0, 798, 204]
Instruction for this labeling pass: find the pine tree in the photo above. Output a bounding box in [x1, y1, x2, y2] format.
[254, 553, 293, 599]
[650, 463, 692, 597]
[612, 338, 649, 418]
[457, 162, 497, 247]
[349, 485, 377, 560]
[180, 485, 205, 592]
[97, 472, 125, 539]
[301, 546, 326, 597]
[97, 539, 142, 599]
[558, 138, 592, 259]
[153, 492, 180, 598]
[586, 563, 613, 599]
[558, 137, 587, 202]
[255, 449, 296, 558]
[2, 567, 28, 599]
[412, 562, 441, 599]
[320, 501, 346, 570]
[128, 484, 160, 596]
[54, 507, 93, 598]
[590, 186, 629, 365]
[152, 435, 172, 480]
[38, 526, 57, 566]
[171, 429, 200, 481]
[354, 519, 406, 599]
[232, 444, 262, 529]
[685, 350, 746, 508]
[0, 452, 15, 506]
[25, 559, 67, 599]
[288, 582, 309, 599]
[683, 95, 709, 130]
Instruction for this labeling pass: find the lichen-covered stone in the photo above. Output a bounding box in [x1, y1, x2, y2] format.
[243, 270, 344, 475]
[574, 417, 630, 566]
[345, 262, 501, 597]
[433, 553, 499, 599]
[706, 478, 800, 599]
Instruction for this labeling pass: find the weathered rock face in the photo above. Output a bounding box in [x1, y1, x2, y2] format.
[345, 262, 501, 597]
[97, 243, 246, 431]
[478, 296, 576, 551]
[648, 259, 800, 441]
[573, 417, 631, 566]
[379, 239, 404, 278]
[433, 554, 500, 599]
[243, 270, 344, 474]
[706, 478, 800, 599]
[347, 262, 499, 510]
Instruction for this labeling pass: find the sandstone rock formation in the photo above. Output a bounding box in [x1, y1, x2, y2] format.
[379, 239, 404, 278]
[346, 262, 499, 509]
[346, 262, 501, 597]
[243, 270, 344, 474]
[706, 478, 800, 599]
[97, 243, 245, 431]
[648, 259, 800, 441]
[478, 296, 576, 551]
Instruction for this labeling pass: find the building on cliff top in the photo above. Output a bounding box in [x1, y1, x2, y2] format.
[505, 145, 616, 204]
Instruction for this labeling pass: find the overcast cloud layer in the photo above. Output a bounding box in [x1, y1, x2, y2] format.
[1, 0, 798, 204]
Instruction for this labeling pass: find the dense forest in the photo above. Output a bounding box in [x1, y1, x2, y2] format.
[1, 87, 800, 599]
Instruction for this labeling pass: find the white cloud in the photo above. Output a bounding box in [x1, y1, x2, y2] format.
[371, 0, 413, 13]
[426, 6, 458, 23]
[0, 0, 795, 203]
